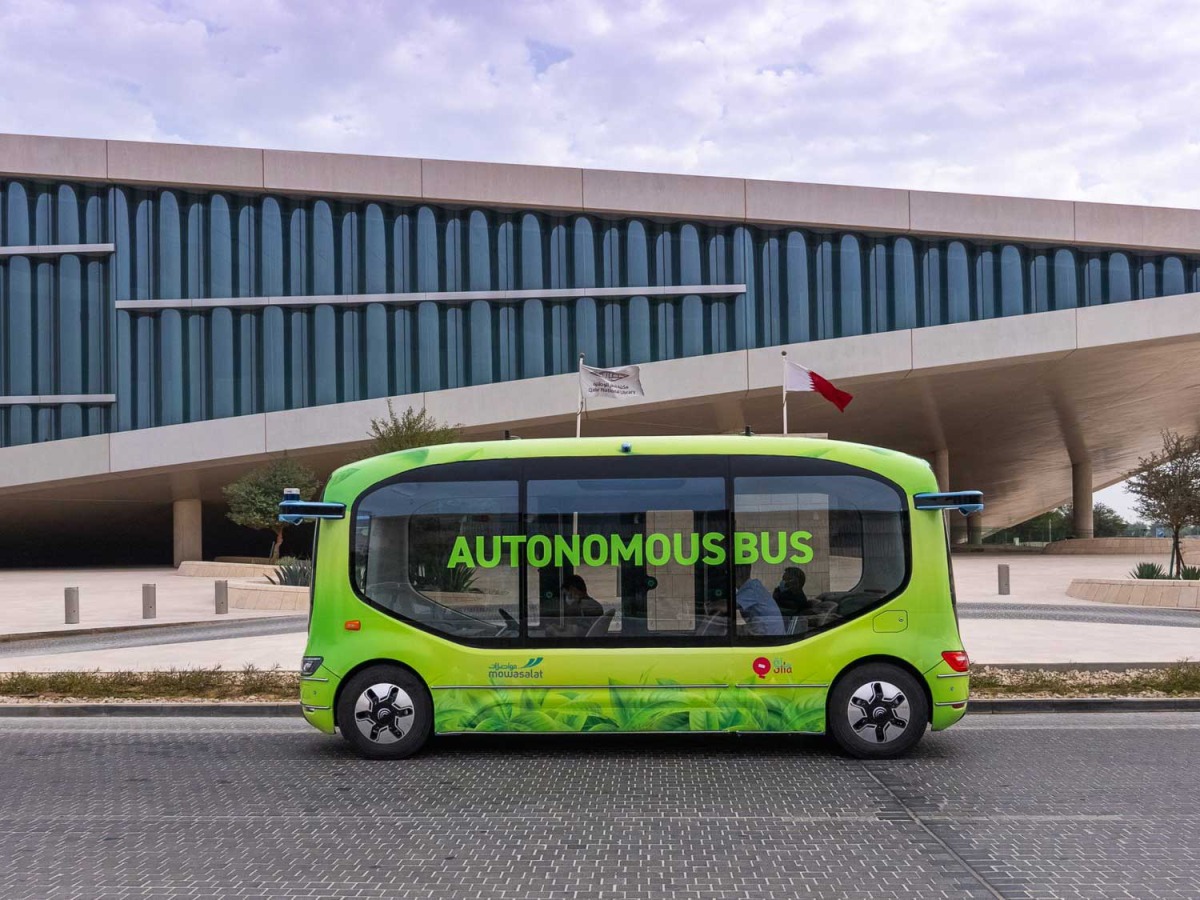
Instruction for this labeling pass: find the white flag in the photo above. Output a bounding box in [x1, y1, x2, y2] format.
[580, 363, 644, 400]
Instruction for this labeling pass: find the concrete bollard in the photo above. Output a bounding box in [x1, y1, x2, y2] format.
[998, 564, 1010, 596]
[142, 583, 157, 619]
[215, 580, 229, 615]
[64, 587, 80, 624]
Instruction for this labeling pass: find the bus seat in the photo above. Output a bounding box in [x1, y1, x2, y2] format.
[585, 609, 615, 638]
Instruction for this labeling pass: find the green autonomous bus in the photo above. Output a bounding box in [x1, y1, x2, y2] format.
[283, 435, 979, 760]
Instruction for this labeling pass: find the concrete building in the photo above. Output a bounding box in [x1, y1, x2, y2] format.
[1, 133, 1198, 564]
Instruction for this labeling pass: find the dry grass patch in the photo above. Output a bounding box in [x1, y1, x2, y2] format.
[0, 666, 299, 702]
[972, 661, 1200, 698]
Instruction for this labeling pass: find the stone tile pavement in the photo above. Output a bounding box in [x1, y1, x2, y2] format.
[0, 712, 1195, 899]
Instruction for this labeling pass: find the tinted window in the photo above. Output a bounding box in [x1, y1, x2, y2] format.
[732, 474, 907, 640]
[526, 476, 728, 641]
[353, 480, 519, 641]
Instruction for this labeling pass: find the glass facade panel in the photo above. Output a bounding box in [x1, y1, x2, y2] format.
[2, 174, 1199, 447]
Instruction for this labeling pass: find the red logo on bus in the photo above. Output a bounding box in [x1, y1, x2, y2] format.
[752, 657, 771, 679]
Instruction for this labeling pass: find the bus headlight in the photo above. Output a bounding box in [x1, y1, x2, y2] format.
[300, 656, 324, 676]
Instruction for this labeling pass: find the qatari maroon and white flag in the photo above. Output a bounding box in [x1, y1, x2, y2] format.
[580, 363, 644, 400]
[784, 360, 854, 412]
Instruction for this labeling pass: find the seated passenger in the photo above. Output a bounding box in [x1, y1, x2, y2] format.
[734, 564, 785, 636]
[546, 574, 604, 637]
[773, 567, 811, 618]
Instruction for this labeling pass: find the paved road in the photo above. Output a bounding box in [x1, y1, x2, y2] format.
[0, 616, 307, 658]
[958, 602, 1200, 628]
[1, 713, 1196, 899]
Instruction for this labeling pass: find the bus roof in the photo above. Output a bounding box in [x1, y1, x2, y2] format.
[326, 434, 939, 498]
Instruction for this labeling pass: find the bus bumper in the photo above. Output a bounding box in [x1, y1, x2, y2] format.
[925, 662, 970, 731]
[300, 667, 338, 735]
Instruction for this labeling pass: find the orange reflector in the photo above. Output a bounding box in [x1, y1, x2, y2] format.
[942, 650, 970, 672]
[344, 620, 361, 631]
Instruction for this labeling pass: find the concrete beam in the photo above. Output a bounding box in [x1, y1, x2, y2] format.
[3, 132, 1200, 252]
[0, 133, 107, 180]
[107, 139, 264, 190]
[423, 159, 584, 211]
[263, 149, 421, 199]
[909, 190, 1075, 243]
[581, 168, 746, 221]
[744, 179, 909, 232]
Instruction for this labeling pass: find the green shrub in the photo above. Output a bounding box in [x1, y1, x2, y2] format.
[1130, 561, 1167, 579]
[442, 563, 479, 593]
[1179, 565, 1200, 580]
[269, 559, 312, 587]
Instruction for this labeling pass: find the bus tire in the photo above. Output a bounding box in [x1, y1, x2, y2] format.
[336, 665, 433, 760]
[828, 663, 928, 759]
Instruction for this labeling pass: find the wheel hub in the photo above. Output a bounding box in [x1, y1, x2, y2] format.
[354, 683, 416, 744]
[848, 681, 910, 744]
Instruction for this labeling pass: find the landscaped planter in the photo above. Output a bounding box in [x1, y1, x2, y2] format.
[178, 561, 282, 579]
[228, 582, 309, 612]
[1067, 578, 1200, 609]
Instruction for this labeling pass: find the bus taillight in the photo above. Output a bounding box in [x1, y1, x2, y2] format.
[942, 650, 970, 672]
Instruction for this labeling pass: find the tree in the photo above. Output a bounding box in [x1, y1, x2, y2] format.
[362, 401, 460, 458]
[1125, 431, 1200, 577]
[224, 459, 321, 561]
[1091, 502, 1129, 538]
[984, 506, 1070, 545]
[1061, 502, 1128, 538]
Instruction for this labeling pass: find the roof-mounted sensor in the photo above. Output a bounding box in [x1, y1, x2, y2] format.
[913, 491, 984, 516]
[279, 488, 347, 525]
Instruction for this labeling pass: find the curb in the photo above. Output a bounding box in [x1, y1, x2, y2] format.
[969, 697, 1200, 714]
[0, 703, 301, 717]
[982, 662, 1191, 672]
[0, 699, 1198, 717]
[0, 615, 306, 645]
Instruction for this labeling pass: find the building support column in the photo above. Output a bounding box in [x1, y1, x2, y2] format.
[931, 448, 950, 492]
[967, 515, 983, 545]
[1072, 460, 1094, 540]
[931, 448, 969, 544]
[173, 499, 203, 567]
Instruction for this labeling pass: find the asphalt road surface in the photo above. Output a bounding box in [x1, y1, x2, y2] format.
[1, 712, 1197, 899]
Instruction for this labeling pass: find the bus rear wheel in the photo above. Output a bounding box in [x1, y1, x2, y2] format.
[336, 665, 432, 760]
[828, 663, 928, 759]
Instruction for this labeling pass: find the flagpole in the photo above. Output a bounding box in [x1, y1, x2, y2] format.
[576, 353, 585, 438]
[781, 350, 789, 436]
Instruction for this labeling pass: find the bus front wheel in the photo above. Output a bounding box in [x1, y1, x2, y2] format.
[828, 663, 928, 759]
[336, 665, 433, 760]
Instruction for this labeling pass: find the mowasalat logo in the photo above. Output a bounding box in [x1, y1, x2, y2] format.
[447, 530, 814, 569]
[489, 658, 544, 680]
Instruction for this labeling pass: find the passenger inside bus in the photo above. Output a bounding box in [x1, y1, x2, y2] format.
[734, 565, 785, 636]
[772, 567, 811, 618]
[543, 574, 605, 637]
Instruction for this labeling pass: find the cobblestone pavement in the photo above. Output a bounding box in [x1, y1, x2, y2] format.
[1, 713, 1197, 899]
[958, 602, 1200, 627]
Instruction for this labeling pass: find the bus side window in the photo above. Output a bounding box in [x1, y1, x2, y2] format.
[732, 474, 907, 641]
[351, 479, 521, 641]
[525, 476, 728, 641]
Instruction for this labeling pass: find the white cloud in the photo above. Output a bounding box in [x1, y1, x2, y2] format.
[1, 0, 1198, 205]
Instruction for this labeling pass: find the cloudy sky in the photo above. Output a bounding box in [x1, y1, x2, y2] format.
[2, 0, 1192, 518]
[2, 0, 1199, 209]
